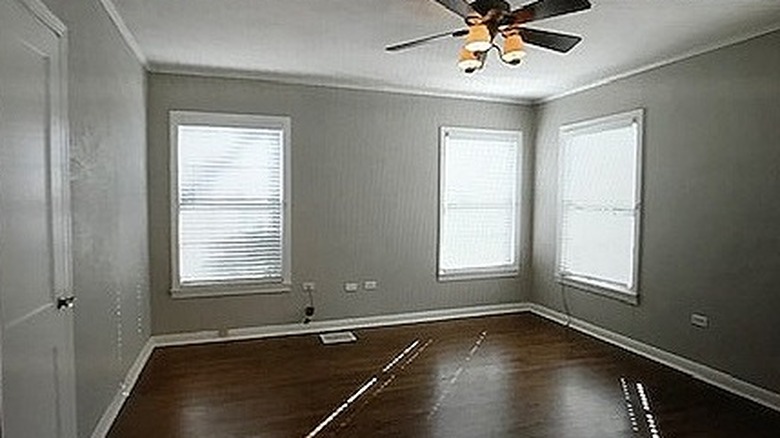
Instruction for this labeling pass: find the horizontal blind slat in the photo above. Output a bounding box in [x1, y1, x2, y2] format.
[177, 123, 286, 284]
[440, 129, 520, 272]
[559, 120, 639, 289]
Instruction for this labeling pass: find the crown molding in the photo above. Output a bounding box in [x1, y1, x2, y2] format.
[98, 0, 147, 66]
[147, 62, 533, 106]
[17, 0, 66, 36]
[94, 1, 779, 108]
[540, 24, 780, 104]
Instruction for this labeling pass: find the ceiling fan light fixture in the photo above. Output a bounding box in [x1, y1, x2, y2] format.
[464, 24, 492, 52]
[501, 34, 527, 65]
[457, 47, 483, 73]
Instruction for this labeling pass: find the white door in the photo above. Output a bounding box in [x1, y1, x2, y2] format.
[0, 0, 76, 437]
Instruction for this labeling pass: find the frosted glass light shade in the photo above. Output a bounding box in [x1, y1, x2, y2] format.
[465, 24, 491, 52]
[501, 34, 526, 65]
[457, 47, 482, 72]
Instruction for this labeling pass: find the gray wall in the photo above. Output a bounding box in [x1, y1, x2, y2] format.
[532, 30, 780, 393]
[148, 73, 533, 334]
[40, 0, 150, 435]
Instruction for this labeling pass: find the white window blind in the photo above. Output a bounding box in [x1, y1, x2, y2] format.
[170, 112, 290, 295]
[439, 127, 522, 280]
[557, 109, 643, 298]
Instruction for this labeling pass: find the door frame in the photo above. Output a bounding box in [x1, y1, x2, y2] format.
[0, 0, 72, 436]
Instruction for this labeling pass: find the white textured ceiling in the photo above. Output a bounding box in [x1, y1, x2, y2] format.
[112, 0, 780, 102]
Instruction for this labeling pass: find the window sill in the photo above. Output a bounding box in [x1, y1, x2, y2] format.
[170, 283, 291, 299]
[438, 270, 518, 283]
[557, 276, 639, 306]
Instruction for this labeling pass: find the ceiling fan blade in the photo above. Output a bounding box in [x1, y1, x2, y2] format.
[506, 0, 591, 26]
[432, 0, 476, 19]
[518, 27, 582, 53]
[385, 29, 468, 52]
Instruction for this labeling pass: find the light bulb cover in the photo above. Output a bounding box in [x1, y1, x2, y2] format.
[465, 24, 492, 52]
[457, 47, 483, 72]
[501, 34, 527, 64]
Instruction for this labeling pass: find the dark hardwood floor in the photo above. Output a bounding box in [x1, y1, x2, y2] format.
[108, 314, 780, 437]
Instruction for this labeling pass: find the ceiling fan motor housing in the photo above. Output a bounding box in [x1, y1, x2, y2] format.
[470, 0, 511, 16]
[467, 0, 517, 39]
[385, 0, 590, 69]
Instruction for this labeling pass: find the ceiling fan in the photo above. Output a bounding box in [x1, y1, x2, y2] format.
[386, 0, 592, 73]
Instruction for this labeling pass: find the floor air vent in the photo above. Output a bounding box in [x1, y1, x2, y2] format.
[319, 331, 357, 345]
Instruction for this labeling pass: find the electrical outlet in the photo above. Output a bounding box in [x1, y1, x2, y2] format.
[363, 280, 378, 291]
[344, 282, 359, 293]
[302, 282, 316, 292]
[691, 313, 709, 328]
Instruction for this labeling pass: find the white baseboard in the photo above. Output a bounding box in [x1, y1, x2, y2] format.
[91, 302, 527, 436]
[527, 303, 780, 413]
[153, 302, 529, 347]
[90, 339, 155, 438]
[90, 301, 780, 438]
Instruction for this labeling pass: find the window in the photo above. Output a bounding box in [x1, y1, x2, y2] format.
[438, 127, 522, 281]
[169, 111, 291, 297]
[557, 109, 643, 303]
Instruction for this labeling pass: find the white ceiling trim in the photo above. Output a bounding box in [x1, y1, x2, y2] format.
[98, 0, 147, 66]
[18, 0, 66, 36]
[147, 62, 534, 105]
[97, 1, 780, 106]
[139, 23, 780, 107]
[541, 23, 780, 104]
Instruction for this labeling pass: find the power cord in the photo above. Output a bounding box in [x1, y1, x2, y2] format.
[303, 288, 315, 324]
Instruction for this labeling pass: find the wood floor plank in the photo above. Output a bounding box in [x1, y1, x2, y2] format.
[108, 314, 780, 437]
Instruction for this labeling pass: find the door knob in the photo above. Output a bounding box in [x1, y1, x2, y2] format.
[56, 295, 76, 310]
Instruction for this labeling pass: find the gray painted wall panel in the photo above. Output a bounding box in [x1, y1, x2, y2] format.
[532, 31, 780, 393]
[148, 74, 533, 334]
[39, 0, 149, 435]
[21, 0, 779, 431]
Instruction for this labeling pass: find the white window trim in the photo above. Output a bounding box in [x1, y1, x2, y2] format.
[555, 109, 644, 304]
[437, 126, 523, 282]
[169, 110, 292, 299]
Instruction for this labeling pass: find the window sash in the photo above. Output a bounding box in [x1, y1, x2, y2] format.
[438, 127, 522, 280]
[556, 109, 643, 299]
[169, 111, 291, 296]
